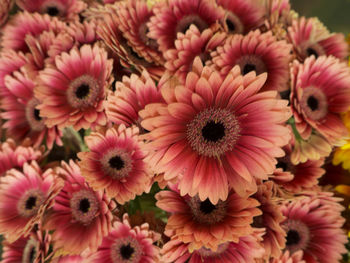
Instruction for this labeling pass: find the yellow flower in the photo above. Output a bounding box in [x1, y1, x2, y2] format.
[333, 112, 350, 170]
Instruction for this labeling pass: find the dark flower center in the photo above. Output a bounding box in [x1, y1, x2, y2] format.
[25, 196, 37, 210]
[75, 84, 90, 99]
[199, 199, 216, 214]
[306, 47, 318, 58]
[226, 18, 236, 32]
[79, 198, 90, 213]
[243, 63, 256, 75]
[286, 229, 300, 246]
[109, 156, 124, 170]
[120, 243, 134, 260]
[202, 121, 225, 142]
[307, 96, 318, 111]
[46, 6, 59, 16]
[33, 109, 42, 121]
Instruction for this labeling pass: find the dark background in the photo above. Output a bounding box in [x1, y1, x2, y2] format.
[292, 0, 350, 35]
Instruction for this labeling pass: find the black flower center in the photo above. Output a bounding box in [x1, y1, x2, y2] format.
[75, 84, 90, 99]
[243, 63, 256, 75]
[276, 161, 288, 171]
[226, 18, 236, 32]
[79, 198, 90, 213]
[286, 229, 300, 246]
[25, 196, 37, 210]
[33, 109, 42, 121]
[307, 95, 318, 111]
[306, 47, 318, 58]
[202, 121, 225, 142]
[120, 243, 134, 260]
[199, 199, 216, 214]
[109, 156, 124, 170]
[46, 6, 59, 16]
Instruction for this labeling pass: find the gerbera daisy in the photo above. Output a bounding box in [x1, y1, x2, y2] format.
[47, 20, 99, 66]
[78, 124, 152, 204]
[1, 229, 53, 263]
[97, 4, 164, 80]
[164, 25, 227, 82]
[105, 70, 164, 128]
[161, 235, 265, 263]
[290, 131, 332, 164]
[287, 17, 348, 61]
[156, 185, 261, 251]
[1, 70, 62, 149]
[44, 160, 116, 254]
[290, 55, 350, 143]
[0, 11, 65, 52]
[35, 44, 113, 130]
[0, 49, 27, 97]
[281, 193, 347, 262]
[264, 0, 296, 40]
[115, 0, 165, 66]
[147, 0, 225, 52]
[51, 255, 87, 263]
[0, 0, 13, 27]
[140, 58, 291, 203]
[0, 138, 43, 176]
[272, 143, 325, 192]
[217, 0, 264, 34]
[16, 0, 86, 21]
[0, 161, 63, 243]
[24, 30, 58, 72]
[212, 29, 292, 92]
[89, 213, 161, 263]
[252, 181, 285, 259]
[270, 250, 305, 263]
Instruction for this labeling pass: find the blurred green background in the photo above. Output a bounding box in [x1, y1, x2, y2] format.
[291, 0, 350, 35]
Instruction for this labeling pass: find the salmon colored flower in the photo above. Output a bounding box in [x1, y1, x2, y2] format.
[212, 30, 292, 92]
[35, 44, 113, 130]
[156, 185, 261, 251]
[44, 160, 115, 254]
[288, 17, 348, 61]
[290, 56, 350, 143]
[0, 161, 63, 243]
[147, 0, 224, 52]
[78, 125, 152, 204]
[281, 193, 347, 262]
[161, 235, 265, 263]
[89, 214, 161, 263]
[1, 71, 62, 149]
[140, 58, 291, 203]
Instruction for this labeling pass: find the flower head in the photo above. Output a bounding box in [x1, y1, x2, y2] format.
[290, 55, 350, 143]
[35, 44, 113, 130]
[161, 235, 265, 263]
[156, 185, 261, 251]
[44, 160, 115, 254]
[78, 125, 152, 204]
[147, 0, 224, 52]
[281, 192, 347, 262]
[288, 17, 348, 61]
[140, 58, 291, 203]
[90, 214, 160, 263]
[212, 30, 292, 92]
[0, 161, 62, 243]
[1, 71, 62, 149]
[16, 0, 87, 21]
